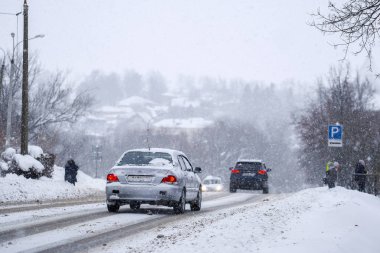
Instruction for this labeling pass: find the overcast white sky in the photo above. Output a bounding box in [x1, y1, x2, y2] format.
[0, 0, 377, 85]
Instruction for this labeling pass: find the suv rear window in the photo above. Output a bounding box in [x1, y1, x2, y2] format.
[235, 162, 262, 171]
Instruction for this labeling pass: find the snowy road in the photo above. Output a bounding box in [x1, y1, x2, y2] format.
[1, 188, 378, 253]
[0, 191, 270, 253]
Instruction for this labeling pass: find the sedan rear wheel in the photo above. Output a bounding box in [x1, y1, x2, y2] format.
[173, 190, 186, 214]
[107, 203, 120, 213]
[130, 202, 141, 210]
[190, 190, 202, 211]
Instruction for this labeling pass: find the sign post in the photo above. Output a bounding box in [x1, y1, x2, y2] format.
[328, 124, 343, 147]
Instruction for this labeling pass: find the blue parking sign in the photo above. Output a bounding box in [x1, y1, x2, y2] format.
[328, 125, 343, 147]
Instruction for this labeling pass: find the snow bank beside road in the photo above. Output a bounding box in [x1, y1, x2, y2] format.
[98, 187, 380, 253]
[0, 166, 105, 203]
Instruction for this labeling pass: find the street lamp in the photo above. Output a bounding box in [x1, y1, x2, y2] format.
[92, 145, 102, 178]
[5, 33, 16, 148]
[0, 11, 22, 55]
[4, 32, 44, 148]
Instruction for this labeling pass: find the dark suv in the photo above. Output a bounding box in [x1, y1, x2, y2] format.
[229, 160, 270, 194]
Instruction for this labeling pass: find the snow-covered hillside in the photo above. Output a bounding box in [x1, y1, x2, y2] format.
[0, 166, 105, 203]
[97, 187, 380, 253]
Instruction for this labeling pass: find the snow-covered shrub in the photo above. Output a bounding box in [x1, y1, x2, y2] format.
[28, 145, 44, 159]
[11, 154, 44, 179]
[1, 148, 15, 177]
[37, 153, 55, 178]
[1, 146, 56, 179]
[1, 148, 16, 162]
[0, 160, 9, 177]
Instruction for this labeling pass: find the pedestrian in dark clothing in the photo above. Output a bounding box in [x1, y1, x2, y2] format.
[65, 159, 79, 185]
[355, 160, 367, 192]
[326, 161, 340, 189]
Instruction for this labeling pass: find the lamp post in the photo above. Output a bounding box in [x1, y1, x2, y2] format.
[0, 11, 22, 55]
[93, 145, 102, 178]
[4, 33, 44, 148]
[5, 33, 16, 148]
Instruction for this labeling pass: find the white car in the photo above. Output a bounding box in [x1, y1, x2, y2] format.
[202, 176, 223, 192]
[106, 148, 202, 214]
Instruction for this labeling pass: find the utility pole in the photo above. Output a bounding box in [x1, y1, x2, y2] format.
[20, 0, 28, 154]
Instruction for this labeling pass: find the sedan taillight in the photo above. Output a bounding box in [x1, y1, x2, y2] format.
[107, 173, 119, 183]
[161, 175, 177, 184]
[231, 169, 240, 174]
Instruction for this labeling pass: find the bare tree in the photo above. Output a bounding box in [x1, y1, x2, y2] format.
[0, 53, 40, 147]
[311, 0, 380, 72]
[0, 54, 93, 148]
[29, 71, 93, 137]
[296, 65, 379, 186]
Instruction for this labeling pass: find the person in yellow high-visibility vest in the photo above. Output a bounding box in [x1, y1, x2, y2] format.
[323, 161, 332, 184]
[326, 161, 333, 173]
[326, 161, 340, 188]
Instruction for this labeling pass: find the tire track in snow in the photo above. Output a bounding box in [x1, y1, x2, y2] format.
[0, 192, 230, 244]
[0, 196, 104, 214]
[21, 193, 268, 253]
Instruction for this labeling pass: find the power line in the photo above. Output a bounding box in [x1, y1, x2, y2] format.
[0, 12, 17, 15]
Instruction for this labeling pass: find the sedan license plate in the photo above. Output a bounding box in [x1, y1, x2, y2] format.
[242, 173, 256, 177]
[127, 175, 152, 183]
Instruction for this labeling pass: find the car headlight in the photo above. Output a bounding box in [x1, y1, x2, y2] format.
[201, 185, 207, 192]
[216, 185, 222, 191]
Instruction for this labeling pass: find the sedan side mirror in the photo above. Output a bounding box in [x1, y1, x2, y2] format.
[229, 167, 234, 170]
[266, 168, 272, 172]
[194, 167, 202, 173]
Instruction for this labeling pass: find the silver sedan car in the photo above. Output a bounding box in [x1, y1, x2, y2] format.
[106, 148, 202, 214]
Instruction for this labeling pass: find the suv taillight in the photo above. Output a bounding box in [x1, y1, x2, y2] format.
[161, 175, 177, 184]
[257, 170, 267, 175]
[107, 173, 119, 182]
[231, 169, 240, 174]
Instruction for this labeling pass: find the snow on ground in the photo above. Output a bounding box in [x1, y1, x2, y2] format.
[0, 192, 249, 253]
[96, 187, 380, 253]
[0, 210, 161, 253]
[0, 166, 105, 203]
[0, 203, 104, 228]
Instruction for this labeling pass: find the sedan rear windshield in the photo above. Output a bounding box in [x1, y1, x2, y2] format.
[235, 162, 262, 171]
[117, 151, 173, 166]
